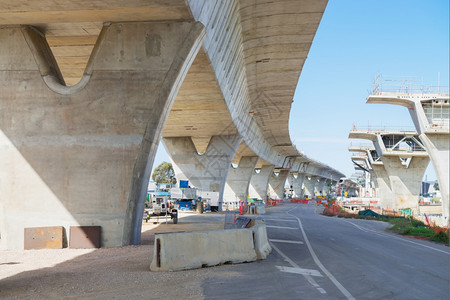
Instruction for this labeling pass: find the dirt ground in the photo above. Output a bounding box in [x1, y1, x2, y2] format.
[0, 212, 229, 299]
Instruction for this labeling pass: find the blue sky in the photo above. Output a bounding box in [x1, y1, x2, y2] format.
[290, 0, 449, 181]
[153, 0, 449, 181]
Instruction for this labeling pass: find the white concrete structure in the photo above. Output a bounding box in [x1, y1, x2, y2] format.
[303, 176, 318, 199]
[349, 130, 430, 213]
[288, 172, 306, 199]
[248, 165, 275, 201]
[223, 156, 259, 203]
[367, 82, 449, 222]
[0, 22, 205, 250]
[267, 170, 289, 200]
[0, 0, 346, 249]
[163, 136, 242, 207]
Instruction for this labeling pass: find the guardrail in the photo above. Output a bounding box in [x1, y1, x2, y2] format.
[371, 74, 449, 95]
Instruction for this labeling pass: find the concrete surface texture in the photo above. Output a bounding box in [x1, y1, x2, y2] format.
[349, 129, 431, 213]
[0, 0, 348, 250]
[164, 135, 242, 203]
[267, 170, 289, 199]
[288, 173, 306, 198]
[150, 228, 257, 272]
[223, 156, 259, 203]
[371, 163, 396, 209]
[248, 165, 275, 201]
[303, 176, 318, 199]
[0, 22, 205, 250]
[314, 178, 327, 196]
[367, 94, 449, 223]
[381, 156, 429, 212]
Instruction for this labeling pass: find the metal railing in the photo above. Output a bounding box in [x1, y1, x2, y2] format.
[371, 73, 449, 95]
[351, 124, 416, 132]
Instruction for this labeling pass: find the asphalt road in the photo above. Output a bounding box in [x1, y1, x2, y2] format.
[203, 203, 450, 300]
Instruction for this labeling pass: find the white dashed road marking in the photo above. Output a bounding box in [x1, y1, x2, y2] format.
[266, 225, 298, 230]
[276, 266, 322, 277]
[269, 239, 304, 244]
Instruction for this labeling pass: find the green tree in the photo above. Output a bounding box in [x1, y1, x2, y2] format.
[433, 181, 439, 191]
[152, 162, 177, 187]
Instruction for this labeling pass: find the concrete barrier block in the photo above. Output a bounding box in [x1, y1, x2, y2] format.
[150, 229, 257, 271]
[250, 221, 272, 260]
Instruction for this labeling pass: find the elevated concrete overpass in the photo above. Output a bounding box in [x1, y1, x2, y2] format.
[0, 0, 345, 250]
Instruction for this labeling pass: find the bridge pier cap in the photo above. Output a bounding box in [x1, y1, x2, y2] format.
[0, 22, 205, 249]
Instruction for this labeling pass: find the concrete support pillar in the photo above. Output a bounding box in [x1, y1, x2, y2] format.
[303, 176, 317, 199]
[419, 134, 449, 220]
[163, 135, 242, 210]
[223, 156, 259, 203]
[371, 164, 395, 209]
[0, 22, 205, 250]
[268, 170, 289, 200]
[248, 165, 275, 201]
[382, 156, 429, 213]
[314, 178, 327, 196]
[288, 173, 306, 199]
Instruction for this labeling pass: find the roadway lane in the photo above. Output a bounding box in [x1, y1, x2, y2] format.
[202, 203, 450, 299]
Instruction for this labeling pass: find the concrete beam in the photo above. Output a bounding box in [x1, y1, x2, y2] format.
[248, 165, 274, 201]
[0, 22, 205, 250]
[223, 156, 259, 203]
[163, 135, 242, 209]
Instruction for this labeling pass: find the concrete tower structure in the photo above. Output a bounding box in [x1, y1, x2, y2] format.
[349, 130, 430, 214]
[367, 80, 449, 222]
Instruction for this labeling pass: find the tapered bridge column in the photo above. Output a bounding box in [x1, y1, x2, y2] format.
[382, 156, 429, 213]
[163, 135, 242, 210]
[248, 165, 275, 201]
[0, 22, 205, 250]
[303, 176, 317, 199]
[268, 170, 289, 200]
[314, 178, 327, 196]
[371, 163, 395, 209]
[223, 156, 259, 204]
[288, 172, 306, 199]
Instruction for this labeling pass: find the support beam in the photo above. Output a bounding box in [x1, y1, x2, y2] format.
[248, 165, 274, 201]
[0, 22, 205, 250]
[223, 156, 259, 203]
[163, 135, 242, 210]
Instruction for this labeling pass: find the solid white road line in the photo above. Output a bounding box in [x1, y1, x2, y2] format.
[343, 219, 450, 255]
[287, 207, 356, 300]
[269, 239, 304, 244]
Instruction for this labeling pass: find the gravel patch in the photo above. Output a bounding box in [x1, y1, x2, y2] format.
[0, 212, 227, 299]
